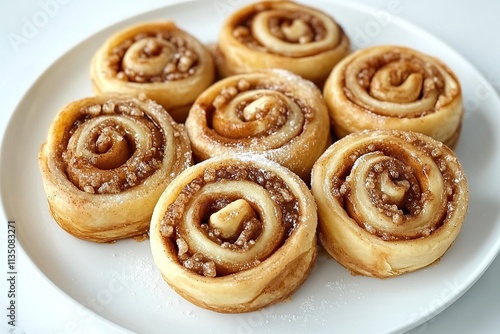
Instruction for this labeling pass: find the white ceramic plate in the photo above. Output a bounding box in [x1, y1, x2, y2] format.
[2, 0, 500, 333]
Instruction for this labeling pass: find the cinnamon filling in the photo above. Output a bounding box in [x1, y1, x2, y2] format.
[233, 8, 328, 54]
[330, 135, 457, 240]
[61, 101, 165, 194]
[107, 31, 200, 83]
[160, 163, 299, 277]
[344, 51, 446, 117]
[206, 79, 311, 139]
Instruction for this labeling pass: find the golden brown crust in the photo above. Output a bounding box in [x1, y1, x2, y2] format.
[215, 0, 350, 85]
[323, 45, 464, 148]
[184, 69, 332, 182]
[90, 21, 215, 123]
[311, 129, 469, 278]
[150, 154, 317, 312]
[38, 94, 192, 243]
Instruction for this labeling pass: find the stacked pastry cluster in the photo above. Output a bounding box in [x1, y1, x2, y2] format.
[38, 0, 469, 314]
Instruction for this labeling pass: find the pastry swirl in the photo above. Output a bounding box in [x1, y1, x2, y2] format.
[90, 21, 215, 122]
[150, 154, 317, 313]
[323, 45, 463, 148]
[185, 69, 332, 181]
[215, 0, 350, 85]
[38, 94, 192, 242]
[311, 129, 469, 278]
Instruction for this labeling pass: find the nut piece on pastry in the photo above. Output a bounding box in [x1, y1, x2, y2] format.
[311, 129, 469, 278]
[214, 0, 350, 85]
[150, 154, 318, 313]
[90, 21, 215, 123]
[38, 94, 193, 243]
[323, 45, 464, 148]
[184, 69, 332, 182]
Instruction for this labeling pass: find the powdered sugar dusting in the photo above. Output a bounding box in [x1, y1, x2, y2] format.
[105, 246, 200, 320]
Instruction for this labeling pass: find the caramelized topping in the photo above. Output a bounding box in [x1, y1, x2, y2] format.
[242, 95, 277, 121]
[62, 100, 165, 194]
[208, 79, 310, 139]
[160, 162, 299, 277]
[107, 31, 199, 83]
[233, 9, 328, 53]
[344, 50, 447, 117]
[330, 134, 458, 240]
[279, 18, 314, 43]
[208, 199, 256, 239]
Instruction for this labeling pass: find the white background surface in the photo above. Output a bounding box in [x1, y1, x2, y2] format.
[1, 0, 499, 333]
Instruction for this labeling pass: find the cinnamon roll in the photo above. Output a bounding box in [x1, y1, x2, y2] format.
[90, 21, 215, 122]
[214, 0, 350, 85]
[184, 69, 332, 182]
[311, 129, 469, 278]
[150, 154, 318, 313]
[323, 45, 464, 148]
[38, 94, 192, 243]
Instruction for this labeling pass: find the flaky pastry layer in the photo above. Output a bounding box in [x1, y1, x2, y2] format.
[311, 129, 469, 278]
[38, 94, 192, 242]
[215, 0, 350, 85]
[90, 21, 215, 122]
[323, 45, 463, 148]
[150, 154, 318, 312]
[185, 69, 332, 182]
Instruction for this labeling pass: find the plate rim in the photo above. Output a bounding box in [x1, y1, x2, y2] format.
[1, 0, 500, 333]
